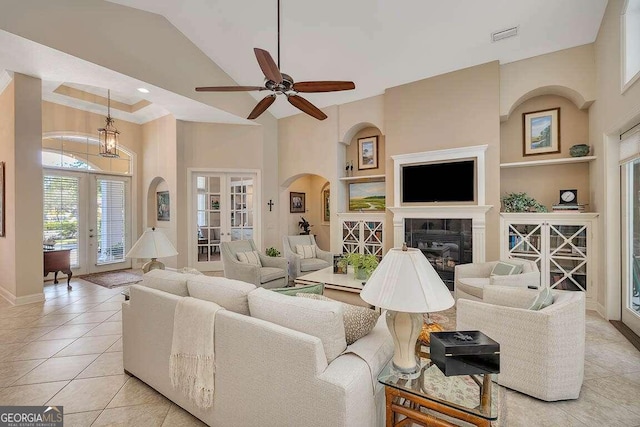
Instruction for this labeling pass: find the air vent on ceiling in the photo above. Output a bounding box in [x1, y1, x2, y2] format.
[491, 26, 519, 42]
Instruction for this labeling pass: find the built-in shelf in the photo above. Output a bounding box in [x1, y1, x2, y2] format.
[338, 174, 385, 181]
[500, 156, 596, 169]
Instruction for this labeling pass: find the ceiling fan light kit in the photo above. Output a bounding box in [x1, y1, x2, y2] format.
[195, 1, 355, 121]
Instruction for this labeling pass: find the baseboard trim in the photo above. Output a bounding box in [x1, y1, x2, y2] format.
[0, 287, 45, 306]
[610, 320, 640, 352]
[0, 286, 15, 305]
[596, 302, 607, 319]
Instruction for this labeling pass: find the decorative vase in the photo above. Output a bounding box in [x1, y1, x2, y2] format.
[354, 267, 369, 281]
[569, 144, 590, 157]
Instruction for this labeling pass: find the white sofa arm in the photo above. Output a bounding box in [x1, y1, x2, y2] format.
[455, 261, 495, 279]
[482, 285, 539, 309]
[490, 271, 540, 289]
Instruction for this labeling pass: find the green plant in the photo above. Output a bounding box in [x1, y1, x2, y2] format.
[501, 192, 548, 213]
[345, 253, 379, 280]
[265, 247, 281, 257]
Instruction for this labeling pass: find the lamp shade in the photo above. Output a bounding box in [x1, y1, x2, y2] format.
[126, 228, 178, 259]
[360, 246, 454, 313]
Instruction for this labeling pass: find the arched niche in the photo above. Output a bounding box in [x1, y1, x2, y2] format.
[147, 176, 170, 228]
[503, 85, 592, 122]
[340, 121, 382, 146]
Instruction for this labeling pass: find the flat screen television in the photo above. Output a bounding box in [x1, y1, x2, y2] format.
[402, 160, 475, 203]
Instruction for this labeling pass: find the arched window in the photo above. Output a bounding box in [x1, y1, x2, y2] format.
[623, 0, 640, 91]
[42, 133, 132, 174]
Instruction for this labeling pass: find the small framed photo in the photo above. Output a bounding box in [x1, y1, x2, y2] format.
[157, 191, 170, 221]
[209, 195, 220, 210]
[522, 108, 560, 156]
[358, 136, 379, 170]
[290, 192, 305, 213]
[322, 188, 330, 223]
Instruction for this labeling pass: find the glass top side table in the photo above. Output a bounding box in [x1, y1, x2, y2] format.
[378, 357, 499, 427]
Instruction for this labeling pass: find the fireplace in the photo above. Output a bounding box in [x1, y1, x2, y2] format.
[405, 219, 472, 289]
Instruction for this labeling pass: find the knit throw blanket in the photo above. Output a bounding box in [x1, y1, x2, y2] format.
[170, 297, 223, 409]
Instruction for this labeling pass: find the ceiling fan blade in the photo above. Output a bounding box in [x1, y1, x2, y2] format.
[254, 48, 283, 84]
[247, 95, 276, 120]
[195, 86, 265, 92]
[292, 81, 356, 93]
[287, 95, 327, 120]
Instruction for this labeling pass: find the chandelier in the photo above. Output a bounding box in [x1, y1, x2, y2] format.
[98, 89, 119, 158]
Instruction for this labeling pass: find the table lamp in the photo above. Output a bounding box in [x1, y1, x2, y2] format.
[125, 227, 178, 273]
[360, 243, 454, 378]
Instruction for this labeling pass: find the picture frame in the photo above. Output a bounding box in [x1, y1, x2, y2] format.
[349, 181, 385, 211]
[0, 162, 4, 237]
[156, 191, 170, 221]
[322, 188, 330, 223]
[358, 136, 379, 170]
[522, 107, 561, 156]
[290, 192, 305, 213]
[209, 195, 220, 210]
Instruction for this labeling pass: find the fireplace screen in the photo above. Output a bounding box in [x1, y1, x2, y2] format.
[404, 219, 473, 289]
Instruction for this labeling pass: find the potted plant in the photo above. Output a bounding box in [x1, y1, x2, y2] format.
[265, 247, 281, 257]
[298, 216, 312, 235]
[501, 192, 548, 213]
[345, 253, 379, 280]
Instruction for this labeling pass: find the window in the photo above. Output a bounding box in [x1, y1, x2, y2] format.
[42, 134, 132, 174]
[623, 0, 640, 90]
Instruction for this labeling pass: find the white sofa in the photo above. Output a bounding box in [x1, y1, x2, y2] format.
[454, 258, 540, 301]
[123, 269, 393, 427]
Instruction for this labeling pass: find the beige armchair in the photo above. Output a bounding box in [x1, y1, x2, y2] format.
[221, 239, 288, 288]
[456, 286, 585, 401]
[282, 235, 332, 279]
[454, 258, 540, 301]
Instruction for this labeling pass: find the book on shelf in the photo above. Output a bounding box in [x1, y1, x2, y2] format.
[552, 203, 586, 212]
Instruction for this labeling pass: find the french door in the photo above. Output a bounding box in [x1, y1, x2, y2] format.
[43, 170, 131, 276]
[190, 171, 258, 271]
[621, 157, 640, 336]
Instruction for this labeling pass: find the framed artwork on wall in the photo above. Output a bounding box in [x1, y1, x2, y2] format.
[358, 136, 378, 170]
[322, 188, 330, 223]
[349, 181, 385, 211]
[290, 192, 305, 213]
[0, 162, 4, 237]
[157, 191, 170, 221]
[522, 107, 561, 156]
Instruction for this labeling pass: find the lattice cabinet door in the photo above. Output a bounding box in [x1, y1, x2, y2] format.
[338, 214, 385, 259]
[341, 220, 360, 255]
[547, 223, 589, 292]
[362, 220, 384, 259]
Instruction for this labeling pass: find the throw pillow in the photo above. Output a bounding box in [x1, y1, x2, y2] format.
[490, 261, 524, 276]
[528, 286, 554, 310]
[270, 283, 324, 296]
[296, 293, 380, 345]
[236, 251, 262, 267]
[187, 276, 256, 315]
[295, 244, 317, 259]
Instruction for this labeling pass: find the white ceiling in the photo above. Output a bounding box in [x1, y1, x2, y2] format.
[108, 0, 608, 119]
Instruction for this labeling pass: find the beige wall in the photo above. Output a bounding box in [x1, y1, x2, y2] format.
[500, 95, 591, 209]
[384, 61, 502, 259]
[0, 80, 16, 298]
[500, 44, 596, 120]
[338, 95, 385, 143]
[591, 0, 640, 316]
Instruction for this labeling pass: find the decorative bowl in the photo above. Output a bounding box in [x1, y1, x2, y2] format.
[569, 144, 590, 157]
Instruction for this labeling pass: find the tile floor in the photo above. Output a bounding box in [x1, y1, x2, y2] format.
[0, 277, 638, 426]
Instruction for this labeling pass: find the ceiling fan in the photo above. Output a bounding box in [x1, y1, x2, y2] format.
[195, 1, 355, 121]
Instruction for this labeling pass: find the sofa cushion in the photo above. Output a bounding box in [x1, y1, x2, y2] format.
[187, 276, 256, 315]
[491, 261, 524, 276]
[237, 250, 262, 267]
[300, 258, 330, 272]
[456, 278, 488, 300]
[270, 283, 324, 296]
[259, 267, 286, 284]
[296, 244, 317, 259]
[296, 294, 380, 345]
[529, 286, 555, 310]
[248, 287, 346, 363]
[141, 269, 191, 296]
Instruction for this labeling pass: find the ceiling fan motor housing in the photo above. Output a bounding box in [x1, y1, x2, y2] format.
[266, 73, 294, 93]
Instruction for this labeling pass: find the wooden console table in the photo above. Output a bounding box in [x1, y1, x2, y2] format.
[44, 249, 72, 290]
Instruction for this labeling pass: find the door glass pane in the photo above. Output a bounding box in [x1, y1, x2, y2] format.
[43, 175, 80, 267]
[548, 224, 587, 292]
[631, 159, 640, 314]
[96, 179, 126, 264]
[229, 176, 253, 241]
[506, 223, 542, 271]
[196, 175, 221, 262]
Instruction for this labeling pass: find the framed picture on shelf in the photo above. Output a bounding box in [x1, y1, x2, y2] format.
[322, 188, 330, 223]
[157, 191, 170, 221]
[358, 136, 378, 170]
[290, 192, 305, 213]
[349, 181, 385, 211]
[210, 195, 220, 210]
[522, 107, 560, 156]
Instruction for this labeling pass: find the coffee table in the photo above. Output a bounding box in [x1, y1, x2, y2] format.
[293, 267, 371, 308]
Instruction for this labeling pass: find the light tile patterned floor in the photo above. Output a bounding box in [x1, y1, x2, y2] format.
[0, 277, 638, 426]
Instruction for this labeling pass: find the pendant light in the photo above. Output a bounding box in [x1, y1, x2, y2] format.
[98, 89, 120, 158]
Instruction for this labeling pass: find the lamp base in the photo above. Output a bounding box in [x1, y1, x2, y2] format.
[386, 310, 423, 379]
[142, 258, 165, 273]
